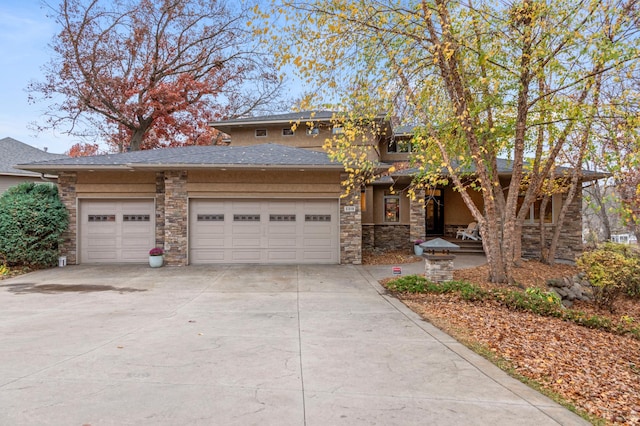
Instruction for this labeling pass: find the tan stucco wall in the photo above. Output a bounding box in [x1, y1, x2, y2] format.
[228, 126, 327, 150]
[371, 186, 411, 224]
[187, 169, 342, 198]
[75, 171, 157, 197]
[443, 186, 483, 225]
[72, 170, 342, 199]
[361, 186, 374, 223]
[225, 126, 381, 161]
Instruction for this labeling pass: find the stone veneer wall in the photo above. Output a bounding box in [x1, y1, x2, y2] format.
[340, 185, 362, 264]
[521, 191, 583, 261]
[362, 225, 375, 251]
[409, 190, 426, 243]
[155, 172, 165, 249]
[373, 225, 411, 250]
[362, 224, 411, 251]
[57, 172, 78, 265]
[164, 171, 188, 266]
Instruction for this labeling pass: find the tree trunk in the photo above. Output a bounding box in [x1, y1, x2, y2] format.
[539, 195, 550, 263]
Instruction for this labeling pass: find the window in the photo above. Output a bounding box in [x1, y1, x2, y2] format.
[387, 138, 411, 153]
[332, 126, 344, 135]
[306, 127, 319, 136]
[234, 214, 260, 222]
[517, 196, 554, 223]
[255, 129, 267, 137]
[384, 196, 400, 222]
[197, 214, 224, 221]
[305, 214, 331, 222]
[282, 128, 294, 136]
[123, 214, 150, 222]
[270, 214, 296, 222]
[88, 214, 115, 222]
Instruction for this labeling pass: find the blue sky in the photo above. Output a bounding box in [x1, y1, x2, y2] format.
[0, 1, 79, 154]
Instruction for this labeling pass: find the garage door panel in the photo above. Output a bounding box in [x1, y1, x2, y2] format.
[267, 251, 298, 262]
[190, 199, 338, 264]
[231, 250, 262, 261]
[191, 250, 225, 262]
[80, 199, 155, 264]
[302, 251, 333, 261]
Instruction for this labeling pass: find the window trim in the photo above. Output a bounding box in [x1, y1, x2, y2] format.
[383, 195, 401, 223]
[255, 129, 267, 137]
[282, 128, 294, 136]
[518, 195, 555, 224]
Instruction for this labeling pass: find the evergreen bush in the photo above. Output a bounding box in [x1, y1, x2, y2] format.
[0, 182, 69, 267]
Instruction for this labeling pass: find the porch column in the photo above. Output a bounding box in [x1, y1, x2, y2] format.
[410, 189, 426, 243]
[339, 177, 362, 264]
[57, 172, 78, 265]
[164, 170, 188, 266]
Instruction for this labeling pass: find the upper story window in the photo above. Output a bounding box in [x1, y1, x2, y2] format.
[255, 129, 267, 137]
[282, 128, 294, 136]
[306, 127, 319, 136]
[387, 138, 411, 153]
[332, 126, 345, 135]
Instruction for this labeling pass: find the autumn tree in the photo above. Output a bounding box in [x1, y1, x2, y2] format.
[263, 0, 639, 283]
[66, 142, 101, 157]
[29, 0, 282, 152]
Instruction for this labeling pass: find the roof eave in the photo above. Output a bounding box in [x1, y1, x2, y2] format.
[127, 163, 344, 171]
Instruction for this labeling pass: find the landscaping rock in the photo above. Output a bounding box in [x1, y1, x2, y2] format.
[546, 274, 594, 304]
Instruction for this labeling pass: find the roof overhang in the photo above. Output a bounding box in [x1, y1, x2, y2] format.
[15, 163, 346, 174]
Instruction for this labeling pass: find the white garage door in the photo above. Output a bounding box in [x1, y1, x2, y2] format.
[79, 199, 155, 263]
[189, 199, 339, 264]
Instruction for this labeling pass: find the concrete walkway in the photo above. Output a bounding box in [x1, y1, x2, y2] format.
[0, 264, 587, 425]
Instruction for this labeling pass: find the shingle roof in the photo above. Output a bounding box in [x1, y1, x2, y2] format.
[16, 144, 342, 173]
[0, 137, 67, 176]
[388, 158, 606, 181]
[210, 111, 340, 127]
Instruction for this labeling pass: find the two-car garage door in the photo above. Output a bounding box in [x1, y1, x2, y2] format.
[79, 198, 339, 264]
[189, 199, 339, 264]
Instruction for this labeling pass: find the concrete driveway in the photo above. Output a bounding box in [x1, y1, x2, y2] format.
[0, 264, 587, 425]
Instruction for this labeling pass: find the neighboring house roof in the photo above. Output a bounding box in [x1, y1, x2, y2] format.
[0, 137, 66, 177]
[16, 144, 344, 173]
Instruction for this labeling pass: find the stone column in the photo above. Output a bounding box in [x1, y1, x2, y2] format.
[164, 171, 188, 266]
[57, 172, 78, 265]
[155, 172, 165, 249]
[410, 189, 426, 244]
[424, 255, 455, 283]
[339, 179, 362, 264]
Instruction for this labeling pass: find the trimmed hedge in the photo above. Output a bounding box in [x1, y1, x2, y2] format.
[0, 182, 69, 267]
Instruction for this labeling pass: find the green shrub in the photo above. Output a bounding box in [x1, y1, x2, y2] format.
[0, 182, 69, 267]
[385, 275, 427, 293]
[577, 243, 640, 310]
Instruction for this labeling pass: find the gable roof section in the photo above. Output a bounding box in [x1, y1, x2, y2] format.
[16, 144, 343, 174]
[0, 137, 67, 177]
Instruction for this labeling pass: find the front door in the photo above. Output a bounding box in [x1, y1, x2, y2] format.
[425, 189, 444, 236]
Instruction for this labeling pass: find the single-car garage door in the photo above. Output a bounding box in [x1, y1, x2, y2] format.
[189, 199, 339, 264]
[79, 199, 155, 263]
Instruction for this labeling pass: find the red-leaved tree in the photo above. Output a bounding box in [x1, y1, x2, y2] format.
[30, 0, 282, 151]
[66, 142, 101, 157]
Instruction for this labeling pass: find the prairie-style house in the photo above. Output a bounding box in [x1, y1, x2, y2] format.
[17, 111, 592, 265]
